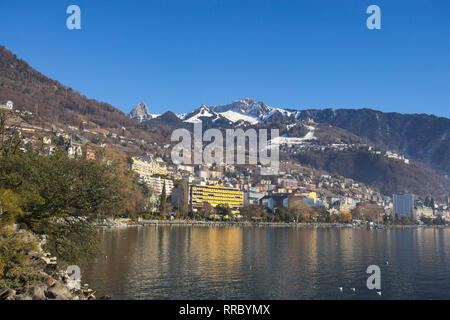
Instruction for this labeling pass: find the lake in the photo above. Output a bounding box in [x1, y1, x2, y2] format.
[85, 225, 449, 299]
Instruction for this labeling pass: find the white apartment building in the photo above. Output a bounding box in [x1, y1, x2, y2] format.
[139, 176, 173, 195]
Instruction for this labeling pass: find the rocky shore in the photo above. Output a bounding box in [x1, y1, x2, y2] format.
[129, 220, 332, 227]
[0, 226, 97, 300]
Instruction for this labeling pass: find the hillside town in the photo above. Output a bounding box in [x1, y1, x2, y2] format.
[2, 100, 448, 225]
[130, 154, 449, 224]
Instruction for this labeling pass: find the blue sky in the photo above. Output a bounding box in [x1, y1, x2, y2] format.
[0, 0, 449, 117]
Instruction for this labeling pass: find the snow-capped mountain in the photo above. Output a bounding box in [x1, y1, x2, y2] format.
[182, 104, 234, 127]
[130, 98, 302, 125]
[182, 98, 301, 125]
[175, 113, 187, 120]
[183, 104, 222, 123]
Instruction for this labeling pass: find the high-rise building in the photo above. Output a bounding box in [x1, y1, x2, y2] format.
[171, 184, 189, 214]
[393, 194, 415, 219]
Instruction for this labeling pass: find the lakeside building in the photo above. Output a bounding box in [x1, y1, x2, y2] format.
[244, 189, 265, 205]
[261, 195, 288, 213]
[171, 187, 189, 210]
[141, 176, 173, 195]
[393, 194, 415, 219]
[131, 155, 172, 194]
[131, 155, 167, 176]
[415, 206, 434, 219]
[261, 192, 324, 213]
[190, 185, 244, 214]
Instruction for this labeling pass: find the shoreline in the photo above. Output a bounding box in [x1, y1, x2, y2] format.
[106, 219, 449, 229]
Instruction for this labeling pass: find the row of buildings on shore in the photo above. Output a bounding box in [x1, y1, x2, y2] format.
[130, 154, 449, 221]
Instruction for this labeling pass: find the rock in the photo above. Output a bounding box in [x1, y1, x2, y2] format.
[14, 294, 33, 300]
[40, 256, 52, 264]
[38, 271, 56, 287]
[45, 291, 69, 300]
[44, 264, 58, 274]
[0, 288, 16, 300]
[0, 228, 97, 301]
[25, 284, 46, 300]
[46, 282, 72, 300]
[66, 278, 81, 290]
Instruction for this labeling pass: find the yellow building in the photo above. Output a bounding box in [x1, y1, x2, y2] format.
[190, 185, 244, 214]
[295, 191, 317, 204]
[132, 156, 167, 176]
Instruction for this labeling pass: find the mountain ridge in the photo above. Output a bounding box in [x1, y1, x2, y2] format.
[0, 45, 448, 199]
[163, 99, 449, 175]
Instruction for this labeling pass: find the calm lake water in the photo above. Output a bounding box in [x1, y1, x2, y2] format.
[85, 226, 450, 300]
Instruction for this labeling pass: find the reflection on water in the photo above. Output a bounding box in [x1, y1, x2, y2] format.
[85, 226, 450, 300]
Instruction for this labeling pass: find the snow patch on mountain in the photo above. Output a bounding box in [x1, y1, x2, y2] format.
[286, 122, 299, 130]
[271, 126, 317, 145]
[219, 110, 259, 124]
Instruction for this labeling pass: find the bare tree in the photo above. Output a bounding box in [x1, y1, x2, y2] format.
[0, 110, 22, 156]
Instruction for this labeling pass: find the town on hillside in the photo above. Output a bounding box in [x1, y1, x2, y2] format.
[1, 100, 449, 225]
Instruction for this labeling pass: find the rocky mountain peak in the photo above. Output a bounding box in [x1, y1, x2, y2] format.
[129, 102, 152, 122]
[198, 104, 210, 112]
[211, 98, 270, 116]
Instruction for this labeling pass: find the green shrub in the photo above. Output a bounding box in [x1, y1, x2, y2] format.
[0, 226, 40, 290]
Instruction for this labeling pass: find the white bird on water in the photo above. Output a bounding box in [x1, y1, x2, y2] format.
[377, 291, 382, 296]
[385, 261, 389, 265]
[351, 288, 356, 292]
[338, 287, 343, 292]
